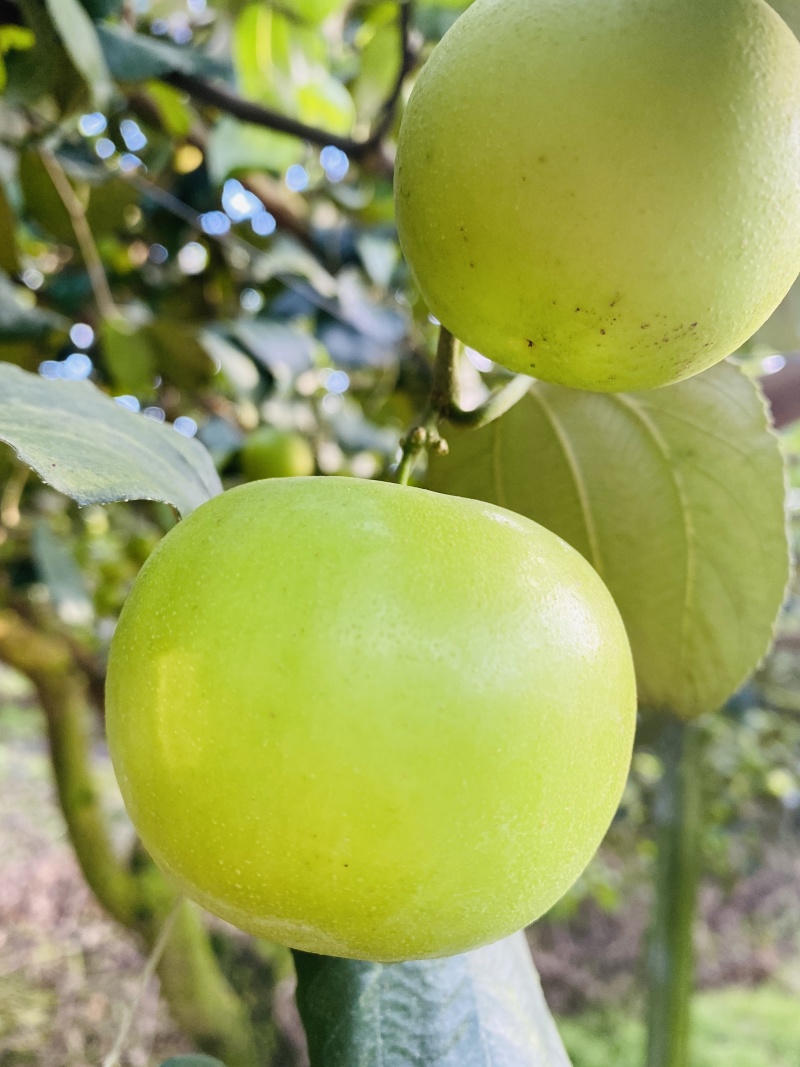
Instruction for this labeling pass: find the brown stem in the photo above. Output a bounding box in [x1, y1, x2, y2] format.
[395, 326, 531, 484]
[38, 148, 119, 321]
[0, 610, 138, 921]
[163, 0, 416, 164]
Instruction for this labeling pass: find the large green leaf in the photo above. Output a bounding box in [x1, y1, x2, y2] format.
[428, 362, 789, 719]
[96, 24, 229, 82]
[43, 0, 112, 109]
[0, 363, 221, 517]
[294, 933, 571, 1067]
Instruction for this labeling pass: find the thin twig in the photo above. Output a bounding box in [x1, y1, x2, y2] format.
[102, 899, 183, 1067]
[395, 326, 532, 485]
[445, 373, 532, 428]
[164, 0, 416, 161]
[0, 463, 28, 529]
[395, 326, 457, 485]
[38, 148, 119, 321]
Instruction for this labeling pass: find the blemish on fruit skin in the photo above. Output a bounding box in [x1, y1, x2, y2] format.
[526, 339, 535, 347]
[600, 328, 606, 335]
[641, 323, 651, 329]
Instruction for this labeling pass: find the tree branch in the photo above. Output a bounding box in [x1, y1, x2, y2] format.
[0, 609, 260, 1066]
[38, 147, 119, 322]
[163, 0, 416, 163]
[0, 609, 137, 923]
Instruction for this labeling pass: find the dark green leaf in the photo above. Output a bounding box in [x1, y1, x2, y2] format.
[44, 0, 112, 109]
[294, 933, 572, 1067]
[12, 0, 89, 113]
[100, 318, 158, 395]
[19, 150, 78, 246]
[97, 23, 230, 82]
[0, 183, 19, 276]
[429, 362, 789, 719]
[79, 0, 123, 16]
[0, 275, 67, 342]
[0, 363, 221, 516]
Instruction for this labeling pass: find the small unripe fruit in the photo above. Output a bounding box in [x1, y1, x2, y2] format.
[241, 427, 315, 481]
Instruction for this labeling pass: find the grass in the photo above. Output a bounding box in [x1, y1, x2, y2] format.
[558, 984, 800, 1067]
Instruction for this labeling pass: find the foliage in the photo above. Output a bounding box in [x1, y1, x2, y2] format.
[558, 985, 800, 1067]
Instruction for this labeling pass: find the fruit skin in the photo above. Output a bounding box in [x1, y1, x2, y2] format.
[395, 0, 800, 392]
[106, 477, 636, 962]
[240, 426, 315, 481]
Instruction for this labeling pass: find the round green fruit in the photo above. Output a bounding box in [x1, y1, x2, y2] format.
[240, 427, 315, 480]
[395, 0, 800, 391]
[106, 477, 636, 962]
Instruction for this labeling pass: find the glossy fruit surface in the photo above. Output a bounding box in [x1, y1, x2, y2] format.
[106, 477, 636, 962]
[241, 427, 315, 480]
[395, 0, 800, 391]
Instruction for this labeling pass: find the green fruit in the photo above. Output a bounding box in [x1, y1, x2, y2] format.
[395, 0, 800, 391]
[241, 427, 315, 480]
[106, 477, 636, 962]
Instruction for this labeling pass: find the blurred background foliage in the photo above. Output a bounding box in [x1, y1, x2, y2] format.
[0, 0, 799, 1065]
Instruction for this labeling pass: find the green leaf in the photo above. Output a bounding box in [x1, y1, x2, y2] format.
[79, 0, 123, 16]
[12, 0, 89, 114]
[353, 11, 400, 124]
[31, 520, 94, 628]
[96, 23, 230, 82]
[428, 362, 790, 720]
[0, 363, 221, 516]
[100, 318, 158, 395]
[294, 933, 572, 1067]
[206, 116, 303, 183]
[0, 183, 19, 276]
[0, 275, 67, 342]
[43, 0, 112, 109]
[19, 149, 78, 246]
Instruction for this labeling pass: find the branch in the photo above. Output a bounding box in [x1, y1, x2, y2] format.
[0, 609, 138, 924]
[126, 88, 315, 248]
[444, 373, 532, 428]
[38, 148, 119, 322]
[0, 608, 260, 1066]
[163, 0, 416, 163]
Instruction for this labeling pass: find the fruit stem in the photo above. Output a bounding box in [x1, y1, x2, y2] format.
[395, 325, 531, 485]
[395, 326, 458, 485]
[645, 714, 701, 1067]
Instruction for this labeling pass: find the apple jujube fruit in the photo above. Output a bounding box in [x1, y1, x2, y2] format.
[106, 477, 636, 962]
[240, 426, 315, 481]
[395, 0, 800, 391]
